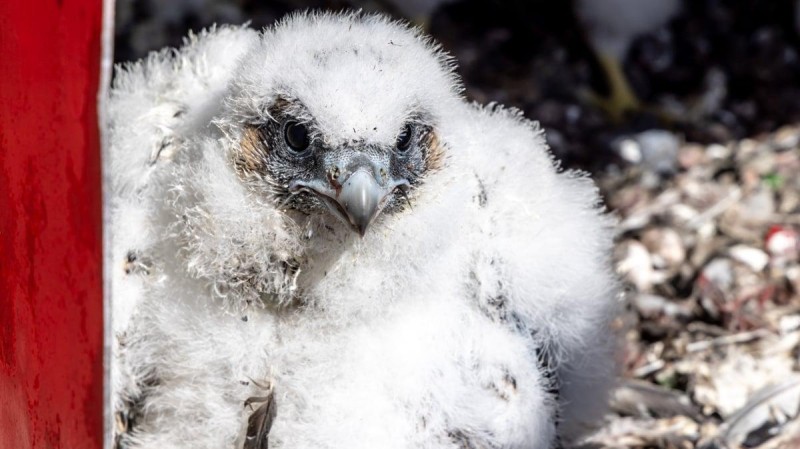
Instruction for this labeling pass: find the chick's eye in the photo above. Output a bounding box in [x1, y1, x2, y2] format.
[284, 121, 310, 153]
[396, 124, 413, 152]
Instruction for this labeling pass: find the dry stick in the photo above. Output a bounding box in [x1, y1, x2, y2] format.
[686, 328, 771, 353]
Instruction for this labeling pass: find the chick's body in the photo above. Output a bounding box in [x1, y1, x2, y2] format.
[110, 13, 619, 449]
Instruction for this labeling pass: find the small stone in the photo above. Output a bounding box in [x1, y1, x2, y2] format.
[640, 170, 661, 189]
[736, 138, 759, 160]
[637, 130, 680, 175]
[779, 188, 800, 214]
[678, 143, 707, 170]
[740, 166, 763, 190]
[745, 152, 777, 177]
[706, 143, 732, 160]
[633, 293, 669, 317]
[773, 125, 800, 149]
[617, 138, 643, 164]
[669, 204, 700, 225]
[701, 258, 734, 292]
[729, 245, 769, 272]
[642, 227, 686, 269]
[697, 221, 716, 239]
[616, 240, 663, 291]
[634, 293, 691, 319]
[613, 130, 681, 175]
[739, 189, 775, 224]
[779, 315, 800, 334]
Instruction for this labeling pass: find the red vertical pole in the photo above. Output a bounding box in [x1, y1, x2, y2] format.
[0, 1, 105, 448]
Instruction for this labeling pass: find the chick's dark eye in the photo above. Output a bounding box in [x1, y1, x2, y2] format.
[396, 124, 413, 152]
[284, 121, 310, 153]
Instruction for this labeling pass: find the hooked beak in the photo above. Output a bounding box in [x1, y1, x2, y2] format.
[289, 163, 408, 237]
[337, 170, 383, 236]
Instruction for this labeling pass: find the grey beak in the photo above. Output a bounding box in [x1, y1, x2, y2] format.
[337, 170, 383, 236]
[287, 159, 410, 237]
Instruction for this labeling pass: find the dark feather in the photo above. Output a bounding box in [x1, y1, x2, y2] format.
[244, 384, 277, 449]
[447, 429, 503, 449]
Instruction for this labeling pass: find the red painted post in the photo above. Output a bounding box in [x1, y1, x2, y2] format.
[0, 1, 106, 448]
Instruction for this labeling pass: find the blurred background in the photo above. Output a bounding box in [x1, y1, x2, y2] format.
[115, 1, 800, 448]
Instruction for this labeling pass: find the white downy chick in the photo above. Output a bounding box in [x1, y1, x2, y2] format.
[109, 11, 620, 449]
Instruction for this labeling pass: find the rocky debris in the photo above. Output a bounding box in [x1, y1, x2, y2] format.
[614, 130, 682, 176]
[583, 124, 800, 449]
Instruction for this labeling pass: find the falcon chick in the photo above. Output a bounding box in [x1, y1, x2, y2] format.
[109, 11, 619, 449]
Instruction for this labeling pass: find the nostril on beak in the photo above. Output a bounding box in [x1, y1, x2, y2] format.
[328, 165, 342, 186]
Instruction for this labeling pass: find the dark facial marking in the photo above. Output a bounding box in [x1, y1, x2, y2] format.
[233, 98, 446, 226]
[395, 124, 413, 152]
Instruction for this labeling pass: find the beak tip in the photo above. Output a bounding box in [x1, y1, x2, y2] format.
[339, 170, 383, 237]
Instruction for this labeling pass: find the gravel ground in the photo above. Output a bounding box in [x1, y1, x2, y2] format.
[586, 124, 800, 449]
[115, 1, 800, 447]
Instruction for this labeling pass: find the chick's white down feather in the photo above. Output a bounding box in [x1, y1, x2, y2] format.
[109, 12, 620, 449]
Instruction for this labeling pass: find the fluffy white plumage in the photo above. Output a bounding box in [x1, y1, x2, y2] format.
[109, 12, 620, 449]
